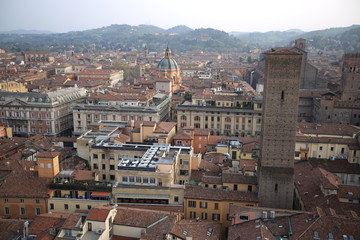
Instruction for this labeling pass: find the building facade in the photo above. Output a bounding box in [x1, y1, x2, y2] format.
[88, 142, 200, 204]
[258, 48, 303, 209]
[176, 94, 263, 137]
[0, 87, 87, 137]
[73, 93, 170, 136]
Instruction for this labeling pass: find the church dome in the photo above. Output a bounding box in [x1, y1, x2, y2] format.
[157, 47, 179, 72]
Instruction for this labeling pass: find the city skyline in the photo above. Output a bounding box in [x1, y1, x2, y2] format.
[0, 0, 359, 33]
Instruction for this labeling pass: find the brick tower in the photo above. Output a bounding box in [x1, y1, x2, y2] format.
[258, 48, 303, 209]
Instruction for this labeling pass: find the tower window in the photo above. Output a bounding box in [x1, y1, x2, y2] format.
[281, 91, 284, 100]
[275, 184, 278, 192]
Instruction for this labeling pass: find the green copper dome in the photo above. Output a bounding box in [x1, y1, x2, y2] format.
[157, 47, 179, 71]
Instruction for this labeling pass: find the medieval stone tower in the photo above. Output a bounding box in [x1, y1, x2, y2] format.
[341, 53, 360, 101]
[258, 48, 303, 209]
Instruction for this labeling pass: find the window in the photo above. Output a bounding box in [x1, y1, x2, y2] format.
[4, 207, 9, 215]
[201, 212, 208, 220]
[109, 154, 114, 160]
[122, 176, 128, 182]
[20, 199, 24, 203]
[212, 213, 220, 221]
[275, 184, 278, 192]
[214, 203, 219, 210]
[129, 176, 135, 183]
[319, 146, 323, 151]
[200, 202, 208, 209]
[136, 177, 142, 183]
[47, 163, 52, 168]
[110, 165, 115, 170]
[36, 199, 40, 204]
[36, 208, 41, 215]
[64, 204, 68, 210]
[281, 90, 284, 100]
[188, 201, 196, 208]
[190, 211, 196, 219]
[20, 208, 25, 215]
[234, 184, 238, 191]
[110, 175, 115, 180]
[102, 164, 106, 170]
[50, 203, 54, 210]
[93, 164, 98, 169]
[143, 177, 148, 183]
[88, 205, 92, 210]
[4, 199, 8, 203]
[150, 177, 156, 184]
[76, 204, 80, 209]
[240, 215, 249, 220]
[40, 163, 45, 168]
[330, 147, 334, 151]
[174, 196, 179, 203]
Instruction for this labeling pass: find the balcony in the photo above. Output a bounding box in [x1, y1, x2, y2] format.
[48, 183, 112, 192]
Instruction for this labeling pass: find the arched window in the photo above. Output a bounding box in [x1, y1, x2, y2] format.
[181, 115, 187, 121]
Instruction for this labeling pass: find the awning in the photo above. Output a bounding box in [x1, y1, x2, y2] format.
[91, 192, 111, 197]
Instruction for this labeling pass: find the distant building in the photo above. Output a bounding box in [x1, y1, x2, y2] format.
[154, 47, 182, 95]
[0, 80, 27, 92]
[72, 93, 170, 136]
[0, 87, 87, 137]
[176, 92, 263, 137]
[21, 51, 55, 64]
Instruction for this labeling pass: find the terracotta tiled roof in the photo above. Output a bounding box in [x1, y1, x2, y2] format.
[297, 122, 360, 136]
[170, 220, 221, 240]
[194, 128, 210, 136]
[198, 159, 221, 173]
[185, 185, 258, 203]
[201, 175, 222, 184]
[309, 158, 360, 174]
[207, 136, 227, 146]
[173, 130, 194, 140]
[222, 173, 257, 185]
[337, 184, 360, 200]
[62, 213, 81, 229]
[228, 219, 276, 240]
[0, 219, 28, 240]
[87, 206, 111, 222]
[114, 207, 175, 228]
[294, 161, 360, 214]
[29, 214, 68, 235]
[36, 151, 61, 158]
[74, 170, 98, 181]
[0, 168, 51, 198]
[153, 122, 176, 133]
[142, 214, 178, 240]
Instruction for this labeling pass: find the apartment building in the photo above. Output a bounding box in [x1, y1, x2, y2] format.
[89, 142, 200, 205]
[184, 185, 258, 237]
[0, 87, 87, 137]
[176, 92, 262, 137]
[73, 93, 170, 136]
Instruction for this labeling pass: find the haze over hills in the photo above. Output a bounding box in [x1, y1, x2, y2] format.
[0, 24, 359, 53]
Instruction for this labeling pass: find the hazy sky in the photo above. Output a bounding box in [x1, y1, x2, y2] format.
[0, 0, 359, 33]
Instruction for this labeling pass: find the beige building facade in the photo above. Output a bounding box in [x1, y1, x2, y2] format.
[176, 94, 262, 137]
